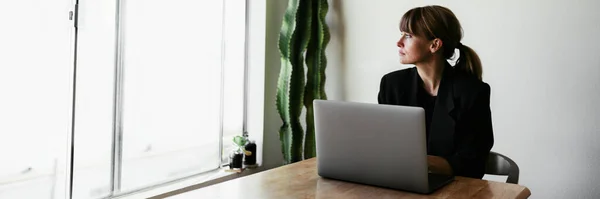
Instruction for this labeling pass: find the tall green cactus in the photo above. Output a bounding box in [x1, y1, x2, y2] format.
[276, 0, 311, 164]
[303, 0, 330, 159]
[277, 0, 329, 164]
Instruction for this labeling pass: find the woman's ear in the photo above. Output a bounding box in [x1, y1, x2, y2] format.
[430, 38, 443, 54]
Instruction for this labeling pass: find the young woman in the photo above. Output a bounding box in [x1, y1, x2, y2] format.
[378, 5, 494, 179]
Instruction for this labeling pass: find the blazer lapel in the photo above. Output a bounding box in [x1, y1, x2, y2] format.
[428, 64, 456, 155]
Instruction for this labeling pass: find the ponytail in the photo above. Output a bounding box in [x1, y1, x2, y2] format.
[456, 43, 483, 80]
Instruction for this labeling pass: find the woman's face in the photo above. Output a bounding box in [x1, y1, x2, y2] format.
[396, 32, 433, 65]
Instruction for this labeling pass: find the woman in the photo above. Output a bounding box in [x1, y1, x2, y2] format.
[378, 5, 494, 179]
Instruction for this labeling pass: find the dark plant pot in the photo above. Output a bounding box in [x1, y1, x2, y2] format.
[244, 141, 257, 165]
[230, 151, 244, 169]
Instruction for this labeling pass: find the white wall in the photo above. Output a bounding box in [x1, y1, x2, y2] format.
[328, 0, 600, 198]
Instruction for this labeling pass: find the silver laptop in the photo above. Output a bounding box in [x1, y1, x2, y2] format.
[313, 99, 454, 194]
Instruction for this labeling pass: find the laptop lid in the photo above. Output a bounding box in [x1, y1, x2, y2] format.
[314, 99, 430, 193]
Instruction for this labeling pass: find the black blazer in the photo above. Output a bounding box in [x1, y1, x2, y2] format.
[378, 64, 494, 179]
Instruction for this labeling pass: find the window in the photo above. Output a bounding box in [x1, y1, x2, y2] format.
[0, 0, 248, 198]
[0, 1, 72, 199]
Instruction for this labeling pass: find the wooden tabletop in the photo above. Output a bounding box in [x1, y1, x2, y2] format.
[169, 158, 531, 199]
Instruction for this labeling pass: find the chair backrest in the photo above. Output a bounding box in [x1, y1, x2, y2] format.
[485, 151, 519, 184]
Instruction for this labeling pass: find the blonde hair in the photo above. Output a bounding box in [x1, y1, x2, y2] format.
[400, 5, 483, 80]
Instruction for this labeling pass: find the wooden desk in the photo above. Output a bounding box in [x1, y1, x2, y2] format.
[169, 158, 531, 199]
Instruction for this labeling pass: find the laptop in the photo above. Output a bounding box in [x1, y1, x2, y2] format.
[313, 99, 454, 194]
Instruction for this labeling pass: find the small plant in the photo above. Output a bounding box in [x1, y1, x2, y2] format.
[229, 135, 249, 169]
[233, 135, 252, 156]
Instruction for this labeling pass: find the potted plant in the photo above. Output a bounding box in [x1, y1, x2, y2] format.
[229, 135, 248, 169]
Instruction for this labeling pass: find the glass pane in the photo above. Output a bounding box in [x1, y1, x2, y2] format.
[71, 0, 117, 198]
[221, 0, 248, 162]
[0, 0, 72, 199]
[119, 0, 223, 191]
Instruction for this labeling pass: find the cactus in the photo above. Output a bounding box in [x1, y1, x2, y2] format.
[277, 0, 329, 164]
[303, 0, 330, 159]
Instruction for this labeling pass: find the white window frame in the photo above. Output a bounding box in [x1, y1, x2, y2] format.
[64, 0, 266, 198]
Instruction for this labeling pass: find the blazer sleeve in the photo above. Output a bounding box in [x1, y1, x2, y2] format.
[378, 75, 388, 104]
[443, 83, 494, 179]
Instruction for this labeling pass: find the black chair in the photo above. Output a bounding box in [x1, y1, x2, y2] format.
[485, 151, 519, 184]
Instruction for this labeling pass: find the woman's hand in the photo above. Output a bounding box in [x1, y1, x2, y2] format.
[427, 155, 453, 175]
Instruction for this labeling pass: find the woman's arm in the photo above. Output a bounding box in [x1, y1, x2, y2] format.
[442, 83, 494, 178]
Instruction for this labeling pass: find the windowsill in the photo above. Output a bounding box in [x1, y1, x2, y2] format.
[113, 165, 264, 199]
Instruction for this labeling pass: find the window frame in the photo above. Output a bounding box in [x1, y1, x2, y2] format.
[107, 0, 247, 197]
[64, 0, 264, 198]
